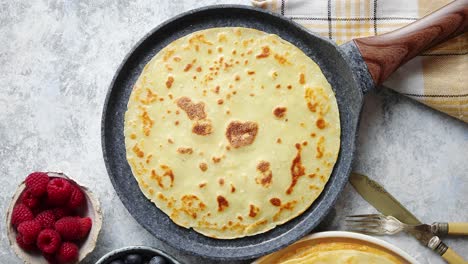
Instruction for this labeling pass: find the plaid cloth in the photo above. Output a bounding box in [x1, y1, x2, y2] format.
[252, 0, 468, 123]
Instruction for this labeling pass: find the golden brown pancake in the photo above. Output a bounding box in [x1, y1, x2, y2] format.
[124, 27, 340, 239]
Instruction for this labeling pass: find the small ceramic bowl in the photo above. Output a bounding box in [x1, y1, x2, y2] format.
[253, 231, 419, 264]
[96, 246, 182, 264]
[6, 172, 103, 264]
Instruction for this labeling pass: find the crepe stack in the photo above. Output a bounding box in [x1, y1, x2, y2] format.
[124, 27, 340, 239]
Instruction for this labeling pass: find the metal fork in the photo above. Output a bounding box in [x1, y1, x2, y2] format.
[345, 214, 432, 235]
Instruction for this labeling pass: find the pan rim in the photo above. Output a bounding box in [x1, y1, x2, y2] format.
[101, 4, 361, 260]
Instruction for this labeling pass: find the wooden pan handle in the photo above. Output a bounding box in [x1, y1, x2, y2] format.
[353, 0, 468, 85]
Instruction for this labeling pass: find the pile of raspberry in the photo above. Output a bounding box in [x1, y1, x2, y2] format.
[11, 172, 92, 264]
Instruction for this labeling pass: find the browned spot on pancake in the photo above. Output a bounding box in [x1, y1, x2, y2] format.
[299, 73, 305, 84]
[256, 46, 270, 58]
[196, 66, 202, 72]
[140, 110, 154, 136]
[218, 178, 225, 186]
[274, 53, 289, 65]
[249, 93, 255, 97]
[217, 99, 224, 105]
[130, 133, 136, 140]
[217, 47, 223, 52]
[273, 200, 298, 221]
[168, 138, 174, 144]
[226, 110, 231, 115]
[217, 196, 229, 212]
[308, 173, 316, 178]
[270, 198, 281, 207]
[309, 185, 320, 190]
[184, 64, 192, 72]
[148, 188, 154, 195]
[207, 49, 212, 54]
[226, 145, 231, 151]
[226, 121, 258, 148]
[247, 49, 253, 55]
[168, 93, 174, 99]
[244, 60, 249, 65]
[249, 204, 259, 218]
[310, 133, 316, 137]
[192, 120, 213, 136]
[316, 136, 325, 158]
[230, 184, 236, 193]
[287, 85, 292, 90]
[212, 156, 221, 163]
[163, 49, 175, 61]
[300, 122, 306, 128]
[145, 154, 153, 164]
[173, 56, 181, 62]
[273, 107, 287, 118]
[256, 160, 273, 187]
[151, 165, 174, 189]
[139, 88, 158, 104]
[189, 34, 213, 46]
[199, 163, 208, 172]
[237, 215, 243, 221]
[165, 76, 174, 89]
[181, 194, 206, 219]
[176, 97, 206, 120]
[159, 98, 164, 102]
[177, 147, 193, 154]
[175, 121, 179, 126]
[275, 84, 281, 89]
[247, 70, 255, 75]
[214, 86, 220, 94]
[199, 182, 206, 188]
[286, 143, 306, 195]
[194, 45, 199, 52]
[235, 75, 240, 81]
[316, 118, 326, 129]
[271, 71, 278, 79]
[277, 138, 282, 144]
[175, 110, 180, 115]
[132, 144, 144, 158]
[302, 141, 308, 146]
[232, 49, 237, 55]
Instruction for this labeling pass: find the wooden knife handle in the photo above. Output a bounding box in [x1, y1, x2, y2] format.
[448, 222, 468, 235]
[442, 247, 467, 264]
[353, 0, 468, 85]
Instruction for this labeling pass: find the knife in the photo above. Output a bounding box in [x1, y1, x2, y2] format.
[349, 173, 467, 264]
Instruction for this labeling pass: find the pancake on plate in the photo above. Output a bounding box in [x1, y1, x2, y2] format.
[254, 237, 409, 264]
[124, 27, 340, 239]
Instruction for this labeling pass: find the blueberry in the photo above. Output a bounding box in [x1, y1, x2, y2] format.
[148, 255, 167, 264]
[109, 260, 125, 264]
[125, 254, 143, 264]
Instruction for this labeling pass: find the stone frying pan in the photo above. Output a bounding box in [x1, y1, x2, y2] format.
[101, 2, 467, 260]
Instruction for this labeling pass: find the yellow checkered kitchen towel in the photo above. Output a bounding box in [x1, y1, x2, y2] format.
[252, 0, 468, 122]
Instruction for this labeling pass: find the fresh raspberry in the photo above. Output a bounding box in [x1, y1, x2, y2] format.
[35, 210, 56, 229]
[52, 207, 73, 219]
[78, 217, 92, 239]
[37, 229, 61, 254]
[56, 242, 78, 263]
[47, 178, 72, 206]
[54, 217, 81, 241]
[25, 172, 49, 197]
[16, 233, 36, 251]
[67, 185, 85, 210]
[43, 252, 58, 264]
[20, 190, 40, 209]
[17, 220, 42, 245]
[11, 204, 34, 227]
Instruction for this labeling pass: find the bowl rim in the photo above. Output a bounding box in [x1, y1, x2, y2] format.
[5, 172, 103, 264]
[254, 231, 420, 264]
[95, 245, 182, 264]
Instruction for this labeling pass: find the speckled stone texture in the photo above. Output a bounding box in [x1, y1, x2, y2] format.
[1, 1, 467, 264]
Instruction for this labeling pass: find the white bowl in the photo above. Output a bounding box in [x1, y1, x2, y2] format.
[253, 231, 419, 264]
[5, 172, 103, 264]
